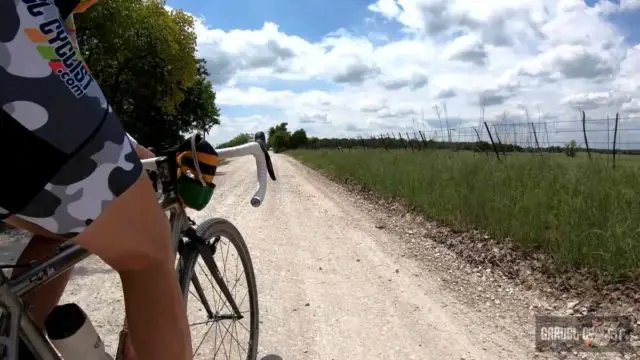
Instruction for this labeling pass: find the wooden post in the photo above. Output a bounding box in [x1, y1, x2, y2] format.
[613, 113, 619, 169]
[484, 122, 501, 161]
[582, 110, 591, 160]
[530, 122, 542, 156]
[473, 127, 488, 156]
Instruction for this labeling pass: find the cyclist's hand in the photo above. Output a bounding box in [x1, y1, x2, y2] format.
[135, 144, 156, 159]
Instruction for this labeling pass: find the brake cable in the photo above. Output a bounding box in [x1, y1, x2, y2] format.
[190, 134, 206, 186]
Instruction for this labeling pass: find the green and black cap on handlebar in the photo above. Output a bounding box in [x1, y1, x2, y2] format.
[174, 133, 219, 210]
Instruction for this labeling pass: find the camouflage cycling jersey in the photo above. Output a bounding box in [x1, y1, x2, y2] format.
[0, 0, 141, 238]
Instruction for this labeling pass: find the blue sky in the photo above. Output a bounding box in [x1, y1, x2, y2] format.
[167, 0, 395, 41]
[167, 0, 640, 147]
[167, 0, 403, 144]
[586, 0, 640, 43]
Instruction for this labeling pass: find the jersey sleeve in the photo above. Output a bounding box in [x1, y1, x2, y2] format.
[127, 133, 139, 147]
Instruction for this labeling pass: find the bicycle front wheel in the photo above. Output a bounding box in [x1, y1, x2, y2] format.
[177, 218, 259, 360]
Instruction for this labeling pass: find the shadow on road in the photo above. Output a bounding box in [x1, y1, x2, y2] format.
[260, 355, 283, 360]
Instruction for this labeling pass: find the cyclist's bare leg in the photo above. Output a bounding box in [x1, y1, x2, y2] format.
[7, 137, 154, 359]
[6, 234, 71, 329]
[5, 174, 190, 360]
[71, 172, 191, 360]
[7, 234, 138, 360]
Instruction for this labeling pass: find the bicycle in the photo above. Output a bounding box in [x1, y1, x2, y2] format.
[0, 136, 277, 360]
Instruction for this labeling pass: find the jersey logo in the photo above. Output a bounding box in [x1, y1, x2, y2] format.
[22, 1, 94, 98]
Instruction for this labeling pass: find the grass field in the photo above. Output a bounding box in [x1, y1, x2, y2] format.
[289, 149, 640, 281]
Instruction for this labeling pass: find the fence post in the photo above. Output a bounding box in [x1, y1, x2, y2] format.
[379, 134, 389, 150]
[484, 122, 501, 161]
[530, 122, 542, 156]
[397, 132, 408, 151]
[582, 110, 592, 160]
[390, 133, 397, 150]
[492, 125, 507, 156]
[418, 131, 428, 149]
[412, 132, 421, 150]
[473, 127, 488, 156]
[613, 112, 619, 169]
[405, 132, 414, 151]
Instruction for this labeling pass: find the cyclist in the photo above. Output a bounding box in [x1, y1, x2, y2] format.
[1, 1, 191, 359]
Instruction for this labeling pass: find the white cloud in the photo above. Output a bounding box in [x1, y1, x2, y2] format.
[181, 1, 640, 146]
[435, 88, 457, 99]
[367, 0, 401, 19]
[299, 112, 331, 124]
[561, 91, 632, 110]
[595, 0, 640, 14]
[442, 33, 488, 66]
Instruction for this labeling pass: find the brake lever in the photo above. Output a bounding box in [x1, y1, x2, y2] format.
[256, 140, 277, 181]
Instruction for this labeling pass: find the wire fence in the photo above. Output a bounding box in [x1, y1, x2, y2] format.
[303, 112, 640, 168]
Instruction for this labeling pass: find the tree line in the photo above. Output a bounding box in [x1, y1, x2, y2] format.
[75, 0, 220, 150]
[300, 135, 640, 157]
[216, 123, 311, 152]
[267, 123, 310, 152]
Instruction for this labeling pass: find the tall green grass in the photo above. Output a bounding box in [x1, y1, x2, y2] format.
[289, 149, 640, 281]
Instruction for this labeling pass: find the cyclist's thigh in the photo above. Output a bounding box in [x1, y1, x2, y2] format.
[0, 2, 170, 265]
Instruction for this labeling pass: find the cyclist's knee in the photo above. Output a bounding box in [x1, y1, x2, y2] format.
[72, 173, 173, 271]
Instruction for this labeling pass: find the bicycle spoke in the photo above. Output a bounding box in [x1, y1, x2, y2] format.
[189, 288, 200, 302]
[196, 261, 222, 314]
[234, 254, 239, 301]
[190, 319, 213, 327]
[213, 317, 220, 358]
[198, 262, 232, 315]
[230, 269, 245, 296]
[217, 317, 247, 355]
[192, 322, 215, 356]
[213, 321, 228, 358]
[236, 290, 249, 310]
[209, 276, 233, 315]
[221, 323, 230, 360]
[236, 317, 250, 334]
[184, 219, 257, 359]
[233, 321, 242, 357]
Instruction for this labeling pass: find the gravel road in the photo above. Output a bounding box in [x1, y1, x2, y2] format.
[1, 154, 542, 360]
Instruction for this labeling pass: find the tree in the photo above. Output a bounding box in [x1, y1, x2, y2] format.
[75, 0, 219, 149]
[218, 133, 251, 149]
[270, 131, 291, 153]
[290, 129, 308, 149]
[267, 122, 290, 152]
[268, 122, 289, 144]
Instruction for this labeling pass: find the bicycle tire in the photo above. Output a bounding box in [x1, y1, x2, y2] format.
[177, 218, 259, 360]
